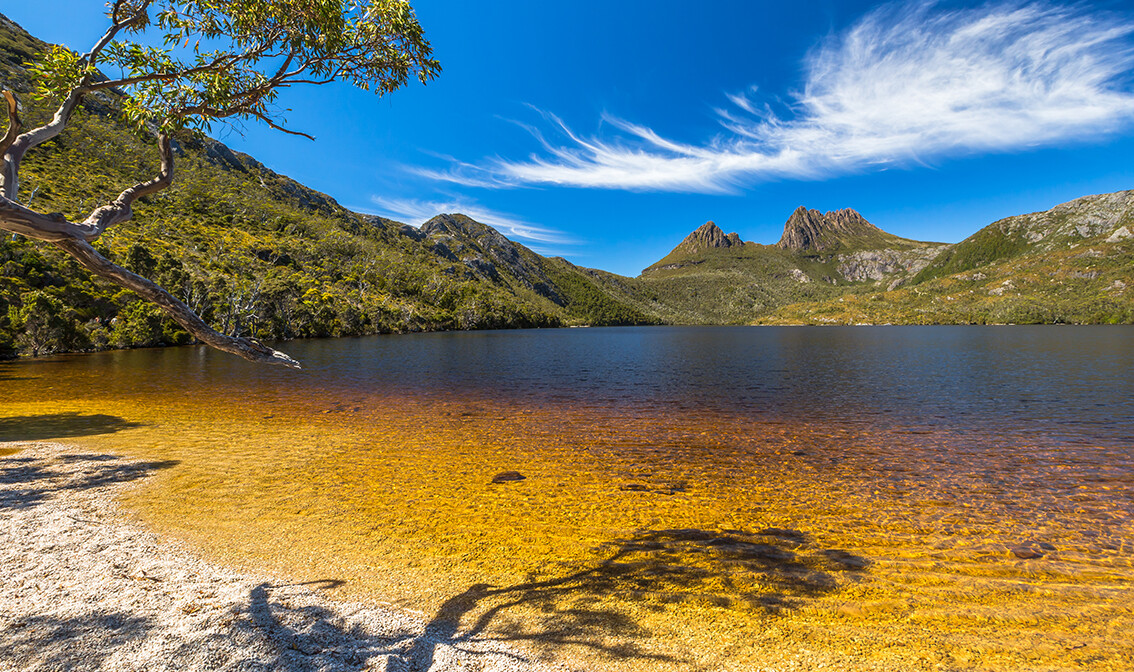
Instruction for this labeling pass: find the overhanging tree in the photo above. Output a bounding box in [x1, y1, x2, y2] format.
[0, 0, 440, 368]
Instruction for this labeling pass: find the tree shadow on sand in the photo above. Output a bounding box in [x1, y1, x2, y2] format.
[0, 528, 872, 672]
[400, 527, 872, 669]
[0, 412, 143, 442]
[0, 579, 518, 672]
[0, 449, 871, 670]
[0, 450, 178, 511]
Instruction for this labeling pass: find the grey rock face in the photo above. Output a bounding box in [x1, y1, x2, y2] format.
[675, 222, 744, 254]
[836, 245, 949, 282]
[993, 190, 1134, 249]
[1106, 226, 1132, 243]
[777, 207, 879, 251]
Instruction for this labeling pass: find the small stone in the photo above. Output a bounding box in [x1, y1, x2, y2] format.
[1011, 545, 1044, 559]
[490, 471, 525, 484]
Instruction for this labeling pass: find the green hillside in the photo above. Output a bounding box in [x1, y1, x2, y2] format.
[636, 214, 946, 324]
[0, 14, 656, 359]
[2, 12, 1130, 361]
[758, 192, 1134, 325]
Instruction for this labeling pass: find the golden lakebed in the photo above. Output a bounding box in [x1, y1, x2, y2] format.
[2, 330, 1131, 671]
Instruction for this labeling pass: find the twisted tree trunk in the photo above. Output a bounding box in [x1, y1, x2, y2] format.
[0, 90, 300, 368]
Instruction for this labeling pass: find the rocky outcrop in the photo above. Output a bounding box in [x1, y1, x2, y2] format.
[777, 207, 881, 251]
[1106, 226, 1132, 243]
[674, 222, 743, 255]
[990, 190, 1134, 250]
[836, 245, 949, 282]
[420, 214, 563, 303]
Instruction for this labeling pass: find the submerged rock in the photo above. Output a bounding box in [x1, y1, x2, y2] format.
[1010, 545, 1045, 559]
[490, 471, 526, 484]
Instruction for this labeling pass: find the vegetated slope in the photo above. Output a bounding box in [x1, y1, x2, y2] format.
[401, 214, 653, 326]
[638, 212, 946, 324]
[0, 14, 653, 359]
[758, 192, 1134, 325]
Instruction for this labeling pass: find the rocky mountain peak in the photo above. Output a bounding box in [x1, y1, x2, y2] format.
[678, 221, 743, 254]
[777, 207, 881, 251]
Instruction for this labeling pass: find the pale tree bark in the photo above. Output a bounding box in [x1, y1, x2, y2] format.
[0, 90, 301, 368]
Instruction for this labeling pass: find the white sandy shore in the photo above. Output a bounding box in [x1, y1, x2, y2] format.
[0, 442, 568, 672]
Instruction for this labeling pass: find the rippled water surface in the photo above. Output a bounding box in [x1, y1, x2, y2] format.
[2, 326, 1132, 671]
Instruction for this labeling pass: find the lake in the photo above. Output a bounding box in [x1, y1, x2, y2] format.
[2, 325, 1132, 671]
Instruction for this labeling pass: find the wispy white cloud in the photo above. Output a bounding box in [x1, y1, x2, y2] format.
[366, 196, 580, 252]
[426, 1, 1134, 193]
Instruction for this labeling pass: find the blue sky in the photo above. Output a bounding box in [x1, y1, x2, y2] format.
[8, 1, 1134, 276]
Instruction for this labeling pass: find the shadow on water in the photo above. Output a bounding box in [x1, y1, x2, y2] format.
[0, 451, 177, 511]
[0, 413, 143, 442]
[403, 527, 871, 668]
[0, 450, 871, 670]
[0, 533, 872, 672]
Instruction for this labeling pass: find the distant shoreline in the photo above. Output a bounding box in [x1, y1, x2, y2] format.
[2, 322, 1130, 365]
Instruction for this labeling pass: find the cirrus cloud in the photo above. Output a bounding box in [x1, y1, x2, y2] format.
[422, 1, 1134, 193]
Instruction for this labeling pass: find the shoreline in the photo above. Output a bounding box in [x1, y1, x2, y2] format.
[0, 441, 565, 672]
[4, 322, 1133, 366]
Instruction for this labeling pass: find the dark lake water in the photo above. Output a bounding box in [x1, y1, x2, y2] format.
[291, 324, 1134, 442]
[2, 325, 1132, 671]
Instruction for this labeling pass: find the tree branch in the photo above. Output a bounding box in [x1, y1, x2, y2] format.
[0, 91, 21, 191]
[80, 0, 144, 69]
[81, 133, 174, 238]
[252, 113, 315, 140]
[0, 133, 173, 243]
[178, 103, 315, 140]
[79, 53, 245, 93]
[0, 198, 78, 241]
[1, 88, 84, 201]
[53, 237, 301, 368]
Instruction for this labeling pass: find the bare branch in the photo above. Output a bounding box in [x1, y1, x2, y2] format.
[252, 114, 315, 140]
[53, 238, 300, 368]
[1, 88, 84, 201]
[0, 91, 21, 192]
[0, 133, 173, 242]
[81, 132, 174, 238]
[178, 102, 315, 140]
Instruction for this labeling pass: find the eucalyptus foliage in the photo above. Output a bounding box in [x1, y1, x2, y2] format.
[29, 0, 440, 135]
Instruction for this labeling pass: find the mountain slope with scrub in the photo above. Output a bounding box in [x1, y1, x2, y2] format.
[0, 13, 652, 359]
[1, 13, 1130, 361]
[756, 191, 1134, 325]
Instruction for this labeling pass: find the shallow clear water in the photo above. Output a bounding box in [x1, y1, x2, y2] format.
[2, 326, 1132, 670]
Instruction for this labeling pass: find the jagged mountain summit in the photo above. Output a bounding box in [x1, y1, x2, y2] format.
[679, 221, 744, 253]
[777, 207, 924, 253]
[636, 206, 951, 323]
[778, 207, 877, 250]
[644, 222, 744, 273]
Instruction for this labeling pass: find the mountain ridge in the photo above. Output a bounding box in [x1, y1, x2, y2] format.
[0, 12, 1130, 360]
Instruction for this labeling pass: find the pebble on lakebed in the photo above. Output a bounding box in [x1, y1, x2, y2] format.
[1010, 541, 1056, 559]
[491, 470, 526, 484]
